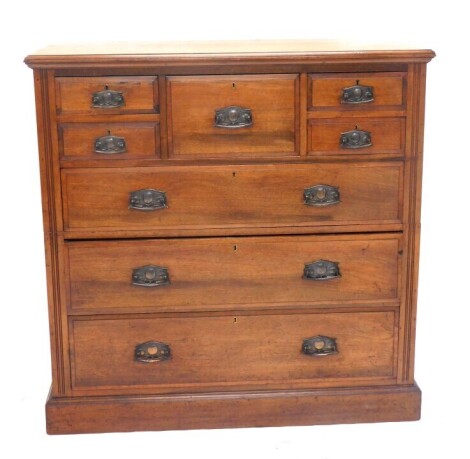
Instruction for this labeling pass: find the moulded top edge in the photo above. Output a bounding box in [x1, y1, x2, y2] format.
[24, 40, 436, 68]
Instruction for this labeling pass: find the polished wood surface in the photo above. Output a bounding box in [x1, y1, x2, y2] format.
[59, 122, 160, 159]
[168, 74, 297, 158]
[55, 76, 158, 114]
[26, 43, 434, 434]
[70, 310, 397, 395]
[309, 73, 405, 109]
[308, 117, 404, 156]
[61, 163, 403, 234]
[66, 234, 400, 314]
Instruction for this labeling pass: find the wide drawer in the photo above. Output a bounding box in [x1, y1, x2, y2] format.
[59, 122, 160, 159]
[309, 72, 405, 110]
[70, 310, 397, 394]
[61, 162, 403, 235]
[167, 74, 298, 158]
[308, 117, 404, 156]
[66, 234, 401, 314]
[55, 76, 158, 115]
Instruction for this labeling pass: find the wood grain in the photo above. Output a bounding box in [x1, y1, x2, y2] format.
[309, 72, 405, 110]
[55, 76, 158, 115]
[167, 74, 297, 158]
[61, 162, 403, 233]
[59, 122, 160, 159]
[66, 234, 401, 314]
[69, 310, 397, 394]
[308, 117, 405, 156]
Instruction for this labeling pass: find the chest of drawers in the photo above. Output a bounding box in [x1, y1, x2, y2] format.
[25, 41, 435, 434]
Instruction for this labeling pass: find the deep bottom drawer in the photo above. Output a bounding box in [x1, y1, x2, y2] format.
[70, 310, 398, 395]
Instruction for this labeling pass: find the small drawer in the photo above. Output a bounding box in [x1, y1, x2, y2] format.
[308, 117, 405, 156]
[69, 310, 397, 394]
[66, 234, 401, 314]
[61, 162, 403, 235]
[167, 74, 298, 158]
[59, 122, 160, 159]
[56, 76, 158, 114]
[309, 73, 405, 110]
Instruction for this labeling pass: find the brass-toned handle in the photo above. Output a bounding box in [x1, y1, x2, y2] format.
[302, 336, 338, 356]
[303, 260, 340, 281]
[214, 105, 253, 128]
[91, 88, 125, 108]
[132, 265, 170, 287]
[341, 83, 374, 104]
[135, 341, 171, 363]
[340, 129, 372, 149]
[304, 185, 340, 206]
[129, 189, 167, 211]
[94, 134, 127, 154]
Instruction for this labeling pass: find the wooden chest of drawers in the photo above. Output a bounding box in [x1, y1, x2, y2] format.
[25, 41, 435, 434]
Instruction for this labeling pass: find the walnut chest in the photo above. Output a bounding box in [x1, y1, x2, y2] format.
[25, 41, 435, 434]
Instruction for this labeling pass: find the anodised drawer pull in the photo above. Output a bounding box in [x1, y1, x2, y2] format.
[341, 83, 374, 104]
[132, 265, 170, 287]
[302, 336, 338, 356]
[214, 105, 253, 128]
[304, 184, 340, 206]
[129, 189, 167, 211]
[340, 128, 372, 149]
[91, 87, 125, 108]
[94, 134, 127, 154]
[135, 341, 171, 363]
[303, 260, 340, 281]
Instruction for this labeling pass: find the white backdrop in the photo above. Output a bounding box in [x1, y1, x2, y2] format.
[1, 1, 468, 457]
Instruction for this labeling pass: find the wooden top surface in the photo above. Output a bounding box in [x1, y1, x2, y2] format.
[24, 40, 435, 68]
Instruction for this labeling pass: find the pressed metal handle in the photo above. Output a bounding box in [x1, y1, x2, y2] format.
[341, 83, 374, 104]
[304, 184, 340, 206]
[340, 128, 372, 149]
[303, 260, 340, 281]
[94, 134, 127, 154]
[91, 88, 125, 108]
[132, 265, 170, 287]
[214, 105, 253, 128]
[135, 341, 171, 363]
[302, 336, 338, 356]
[129, 189, 167, 211]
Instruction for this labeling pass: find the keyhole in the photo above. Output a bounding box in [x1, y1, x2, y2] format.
[233, 244, 237, 251]
[356, 80, 360, 85]
[355, 125, 358, 130]
[105, 85, 109, 90]
[232, 172, 236, 177]
[232, 82, 236, 89]
[233, 317, 238, 323]
[107, 129, 111, 135]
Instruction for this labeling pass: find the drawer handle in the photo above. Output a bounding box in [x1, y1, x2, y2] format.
[91, 87, 125, 108]
[303, 260, 340, 281]
[340, 128, 372, 149]
[302, 336, 338, 356]
[135, 341, 171, 363]
[341, 83, 374, 104]
[304, 184, 340, 206]
[129, 189, 167, 211]
[94, 134, 127, 154]
[214, 105, 253, 128]
[132, 264, 170, 287]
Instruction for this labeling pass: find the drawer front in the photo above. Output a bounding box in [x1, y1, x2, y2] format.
[309, 73, 405, 110]
[62, 162, 403, 234]
[66, 234, 400, 314]
[56, 76, 158, 114]
[167, 74, 298, 158]
[308, 118, 404, 156]
[70, 311, 397, 394]
[59, 122, 160, 159]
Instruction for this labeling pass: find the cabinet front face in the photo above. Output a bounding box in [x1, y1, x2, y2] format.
[25, 42, 433, 434]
